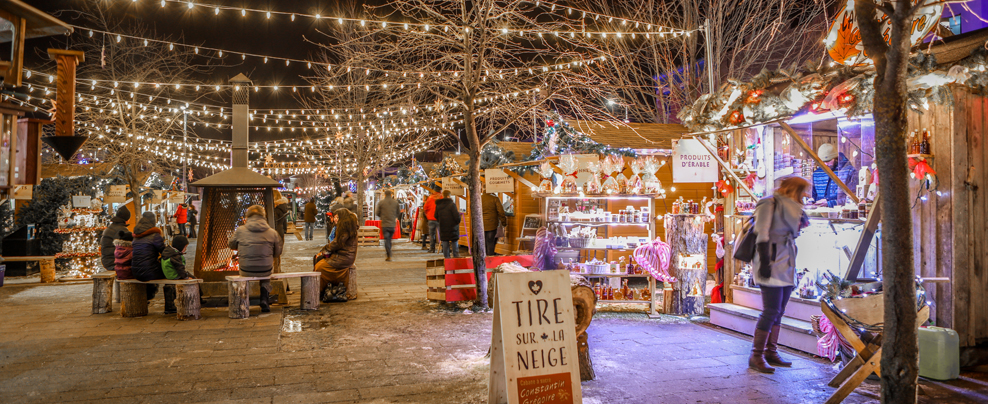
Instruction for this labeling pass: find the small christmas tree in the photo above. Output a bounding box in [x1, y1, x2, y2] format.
[54, 205, 106, 279]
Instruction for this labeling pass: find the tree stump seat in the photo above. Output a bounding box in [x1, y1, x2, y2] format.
[117, 278, 204, 320]
[91, 272, 116, 314]
[225, 272, 321, 319]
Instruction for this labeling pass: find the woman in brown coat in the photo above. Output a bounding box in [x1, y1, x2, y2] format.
[314, 208, 359, 292]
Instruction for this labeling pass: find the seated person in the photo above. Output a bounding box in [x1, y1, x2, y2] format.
[162, 236, 193, 280]
[114, 230, 134, 280]
[314, 208, 358, 295]
[228, 205, 283, 313]
[132, 212, 167, 307]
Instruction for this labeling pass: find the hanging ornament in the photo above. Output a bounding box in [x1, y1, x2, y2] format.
[728, 110, 745, 125]
[546, 119, 554, 127]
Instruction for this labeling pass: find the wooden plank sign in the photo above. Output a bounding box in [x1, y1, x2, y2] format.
[486, 169, 515, 193]
[106, 185, 129, 203]
[11, 185, 32, 200]
[443, 176, 466, 196]
[168, 191, 185, 204]
[672, 138, 718, 183]
[489, 270, 582, 404]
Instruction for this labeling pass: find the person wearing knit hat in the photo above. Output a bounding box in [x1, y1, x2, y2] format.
[162, 235, 192, 280]
[100, 206, 132, 272]
[811, 143, 858, 207]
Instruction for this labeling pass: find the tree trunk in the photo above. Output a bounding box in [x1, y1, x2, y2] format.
[464, 113, 489, 310]
[119, 282, 148, 317]
[175, 283, 201, 321]
[300, 274, 320, 310]
[228, 280, 250, 319]
[874, 14, 920, 404]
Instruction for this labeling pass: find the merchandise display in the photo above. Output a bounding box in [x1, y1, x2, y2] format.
[55, 206, 107, 279]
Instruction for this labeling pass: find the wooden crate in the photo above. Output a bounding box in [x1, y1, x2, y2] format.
[358, 226, 380, 246]
[426, 266, 447, 301]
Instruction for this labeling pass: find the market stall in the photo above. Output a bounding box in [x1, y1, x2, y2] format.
[681, 33, 988, 353]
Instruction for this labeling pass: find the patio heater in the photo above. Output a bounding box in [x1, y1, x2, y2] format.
[191, 74, 280, 282]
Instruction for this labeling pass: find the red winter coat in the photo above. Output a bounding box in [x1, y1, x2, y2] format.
[113, 239, 134, 280]
[174, 205, 188, 224]
[424, 193, 441, 221]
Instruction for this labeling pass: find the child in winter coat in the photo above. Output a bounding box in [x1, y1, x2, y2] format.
[161, 236, 192, 280]
[113, 230, 134, 280]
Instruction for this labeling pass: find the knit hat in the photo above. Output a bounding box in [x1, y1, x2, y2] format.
[111, 206, 131, 223]
[172, 235, 189, 252]
[817, 143, 838, 162]
[118, 230, 133, 241]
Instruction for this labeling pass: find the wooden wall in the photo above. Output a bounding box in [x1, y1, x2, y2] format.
[911, 87, 988, 347]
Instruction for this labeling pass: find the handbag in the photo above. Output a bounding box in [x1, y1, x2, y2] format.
[320, 282, 348, 303]
[732, 196, 776, 263]
[495, 224, 505, 239]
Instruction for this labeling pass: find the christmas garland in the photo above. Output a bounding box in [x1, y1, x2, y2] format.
[54, 227, 107, 234]
[679, 46, 988, 132]
[430, 156, 463, 178]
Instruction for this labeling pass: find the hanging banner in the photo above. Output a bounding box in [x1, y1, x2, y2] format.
[106, 185, 129, 203]
[442, 177, 465, 196]
[485, 169, 514, 193]
[168, 192, 186, 204]
[574, 154, 599, 186]
[825, 0, 943, 66]
[488, 270, 582, 404]
[672, 139, 717, 183]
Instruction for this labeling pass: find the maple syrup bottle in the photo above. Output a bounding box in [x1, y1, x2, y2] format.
[909, 131, 921, 154]
[920, 128, 931, 155]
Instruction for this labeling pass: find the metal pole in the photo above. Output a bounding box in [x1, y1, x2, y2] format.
[182, 110, 188, 192]
[704, 19, 716, 94]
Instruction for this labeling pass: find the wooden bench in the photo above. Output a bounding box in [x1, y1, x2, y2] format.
[91, 272, 116, 314]
[117, 278, 204, 320]
[2, 256, 57, 283]
[225, 272, 321, 319]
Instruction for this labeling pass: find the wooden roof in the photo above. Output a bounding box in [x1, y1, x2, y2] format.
[571, 120, 687, 150]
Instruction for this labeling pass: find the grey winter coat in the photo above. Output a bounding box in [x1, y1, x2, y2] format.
[100, 220, 130, 271]
[341, 197, 359, 218]
[375, 196, 400, 229]
[228, 214, 284, 274]
[752, 194, 807, 287]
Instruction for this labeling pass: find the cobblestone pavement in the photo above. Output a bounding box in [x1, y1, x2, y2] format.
[1, 230, 985, 403]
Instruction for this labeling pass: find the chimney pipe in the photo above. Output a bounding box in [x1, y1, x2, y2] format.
[229, 74, 252, 168]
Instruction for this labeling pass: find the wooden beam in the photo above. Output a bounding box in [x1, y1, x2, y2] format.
[779, 122, 860, 204]
[496, 156, 559, 169]
[503, 169, 536, 190]
[694, 137, 756, 199]
[844, 192, 881, 281]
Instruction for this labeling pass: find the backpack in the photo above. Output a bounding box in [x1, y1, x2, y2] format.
[732, 196, 776, 263]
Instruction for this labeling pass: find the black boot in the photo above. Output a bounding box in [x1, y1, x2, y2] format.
[765, 325, 793, 367]
[749, 328, 775, 374]
[259, 287, 271, 313]
[163, 285, 177, 315]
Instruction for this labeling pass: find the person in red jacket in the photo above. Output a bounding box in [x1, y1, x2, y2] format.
[423, 187, 442, 253]
[174, 203, 188, 237]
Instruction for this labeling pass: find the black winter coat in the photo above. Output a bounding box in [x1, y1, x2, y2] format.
[100, 220, 129, 271]
[434, 198, 461, 241]
[132, 214, 167, 281]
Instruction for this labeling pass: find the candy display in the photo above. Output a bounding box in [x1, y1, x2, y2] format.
[537, 161, 555, 194]
[627, 158, 644, 194]
[558, 154, 580, 194]
[585, 160, 603, 195]
[640, 156, 664, 194]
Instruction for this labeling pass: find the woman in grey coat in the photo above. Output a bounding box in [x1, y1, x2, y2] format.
[749, 177, 810, 374]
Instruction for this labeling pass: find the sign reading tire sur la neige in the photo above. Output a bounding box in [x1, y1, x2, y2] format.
[489, 270, 581, 404]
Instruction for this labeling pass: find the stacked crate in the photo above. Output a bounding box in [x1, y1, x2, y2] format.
[357, 226, 380, 247]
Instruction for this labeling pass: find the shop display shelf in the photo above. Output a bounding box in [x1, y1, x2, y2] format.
[580, 273, 651, 278]
[597, 300, 653, 304]
[556, 247, 636, 251]
[547, 221, 650, 226]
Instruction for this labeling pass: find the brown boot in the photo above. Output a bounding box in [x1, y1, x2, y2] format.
[749, 328, 775, 374]
[765, 325, 792, 367]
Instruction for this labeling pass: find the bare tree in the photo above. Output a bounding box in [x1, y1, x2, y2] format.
[573, 0, 836, 123]
[305, 0, 629, 308]
[46, 4, 216, 216]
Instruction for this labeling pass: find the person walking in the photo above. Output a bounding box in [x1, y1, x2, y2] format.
[132, 212, 169, 311]
[100, 206, 131, 273]
[228, 205, 283, 313]
[749, 177, 811, 374]
[187, 204, 198, 238]
[435, 190, 461, 258]
[481, 188, 507, 256]
[341, 192, 360, 220]
[423, 187, 442, 253]
[174, 203, 188, 237]
[416, 202, 428, 250]
[273, 191, 290, 274]
[314, 209, 358, 294]
[303, 198, 317, 241]
[375, 189, 400, 261]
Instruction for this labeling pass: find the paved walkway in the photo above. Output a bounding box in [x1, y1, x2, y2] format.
[1, 230, 985, 403]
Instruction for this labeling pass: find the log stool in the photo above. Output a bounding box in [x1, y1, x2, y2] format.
[117, 279, 204, 319]
[346, 265, 358, 300]
[91, 272, 116, 314]
[226, 272, 322, 319]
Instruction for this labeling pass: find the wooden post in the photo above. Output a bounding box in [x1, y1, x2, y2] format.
[779, 122, 860, 204]
[571, 284, 596, 381]
[228, 279, 250, 319]
[665, 215, 708, 316]
[345, 265, 358, 300]
[91, 273, 114, 314]
[39, 258, 55, 283]
[175, 283, 201, 320]
[300, 274, 320, 310]
[46, 50, 85, 138]
[119, 282, 149, 317]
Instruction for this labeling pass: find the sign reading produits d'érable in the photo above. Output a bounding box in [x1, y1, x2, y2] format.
[672, 138, 718, 183]
[485, 169, 514, 193]
[489, 270, 581, 404]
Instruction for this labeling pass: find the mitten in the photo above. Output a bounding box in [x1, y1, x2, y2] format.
[756, 242, 772, 279]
